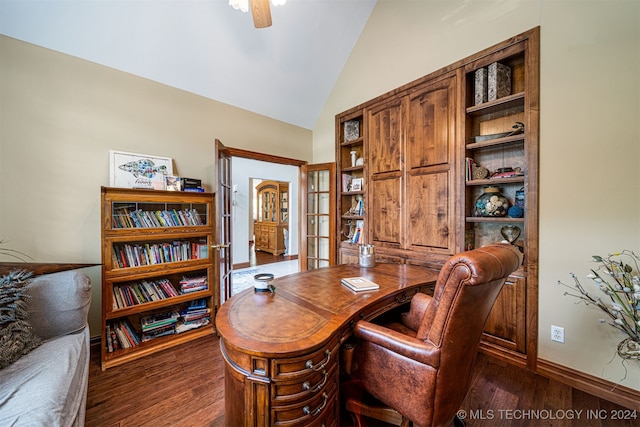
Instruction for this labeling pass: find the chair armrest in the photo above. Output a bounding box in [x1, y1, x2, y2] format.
[354, 320, 440, 368]
[401, 292, 432, 332]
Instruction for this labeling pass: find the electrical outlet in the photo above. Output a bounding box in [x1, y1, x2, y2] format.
[551, 325, 565, 343]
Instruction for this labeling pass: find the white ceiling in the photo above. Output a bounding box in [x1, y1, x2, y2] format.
[0, 0, 377, 130]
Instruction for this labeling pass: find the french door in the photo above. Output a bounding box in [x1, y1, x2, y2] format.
[214, 139, 233, 307]
[301, 163, 336, 270]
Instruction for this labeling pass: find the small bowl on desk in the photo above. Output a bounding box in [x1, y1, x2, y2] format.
[254, 273, 275, 293]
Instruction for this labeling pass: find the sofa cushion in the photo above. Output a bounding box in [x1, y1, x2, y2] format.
[0, 326, 90, 426]
[27, 270, 91, 340]
[0, 270, 42, 369]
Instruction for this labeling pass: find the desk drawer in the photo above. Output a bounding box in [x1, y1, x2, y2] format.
[271, 338, 339, 381]
[272, 362, 337, 404]
[272, 382, 338, 427]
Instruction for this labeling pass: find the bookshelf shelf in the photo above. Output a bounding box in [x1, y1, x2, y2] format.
[100, 186, 216, 370]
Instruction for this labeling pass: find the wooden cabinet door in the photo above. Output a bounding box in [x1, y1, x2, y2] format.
[370, 172, 403, 247]
[367, 98, 404, 248]
[483, 274, 526, 353]
[405, 75, 457, 255]
[368, 98, 403, 175]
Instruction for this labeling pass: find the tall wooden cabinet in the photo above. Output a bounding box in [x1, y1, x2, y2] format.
[335, 28, 539, 369]
[100, 187, 216, 370]
[255, 180, 289, 256]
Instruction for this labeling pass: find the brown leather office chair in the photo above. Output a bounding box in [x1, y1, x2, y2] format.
[345, 244, 523, 427]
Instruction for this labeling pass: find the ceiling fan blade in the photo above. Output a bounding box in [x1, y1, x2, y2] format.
[251, 0, 272, 28]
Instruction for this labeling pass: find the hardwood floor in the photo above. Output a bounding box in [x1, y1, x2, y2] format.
[86, 334, 640, 427]
[233, 242, 294, 270]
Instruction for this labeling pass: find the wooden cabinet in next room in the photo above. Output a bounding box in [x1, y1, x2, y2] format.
[255, 180, 289, 256]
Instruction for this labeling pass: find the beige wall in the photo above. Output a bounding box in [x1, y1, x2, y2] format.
[0, 35, 312, 335]
[314, 0, 640, 389]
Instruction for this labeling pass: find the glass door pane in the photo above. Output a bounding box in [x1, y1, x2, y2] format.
[301, 164, 335, 270]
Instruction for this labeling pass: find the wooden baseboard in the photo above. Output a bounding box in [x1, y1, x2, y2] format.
[537, 358, 640, 411]
[233, 262, 251, 269]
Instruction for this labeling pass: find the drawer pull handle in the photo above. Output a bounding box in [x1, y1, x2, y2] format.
[504, 280, 515, 286]
[302, 370, 328, 393]
[303, 393, 328, 417]
[305, 349, 331, 371]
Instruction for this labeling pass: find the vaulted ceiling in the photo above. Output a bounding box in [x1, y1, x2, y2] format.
[0, 0, 377, 130]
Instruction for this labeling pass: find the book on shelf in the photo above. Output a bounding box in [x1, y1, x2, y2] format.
[340, 277, 380, 292]
[342, 173, 353, 192]
[112, 239, 208, 269]
[141, 310, 180, 331]
[180, 177, 202, 189]
[179, 276, 208, 293]
[140, 310, 180, 341]
[465, 157, 476, 181]
[106, 320, 140, 352]
[142, 323, 176, 342]
[106, 324, 114, 353]
[112, 207, 204, 229]
[351, 219, 364, 244]
[176, 298, 212, 332]
[187, 298, 207, 310]
[112, 278, 180, 309]
[175, 317, 210, 334]
[165, 175, 182, 191]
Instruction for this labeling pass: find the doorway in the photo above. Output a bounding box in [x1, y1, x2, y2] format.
[230, 156, 300, 270]
[249, 178, 290, 267]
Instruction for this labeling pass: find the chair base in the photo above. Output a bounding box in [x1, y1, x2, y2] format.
[346, 397, 406, 427]
[342, 379, 408, 426]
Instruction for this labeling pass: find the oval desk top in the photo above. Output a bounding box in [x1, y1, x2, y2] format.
[215, 263, 439, 358]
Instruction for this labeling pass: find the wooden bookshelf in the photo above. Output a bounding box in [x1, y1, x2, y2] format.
[100, 186, 216, 370]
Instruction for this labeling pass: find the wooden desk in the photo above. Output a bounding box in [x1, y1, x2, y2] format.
[215, 263, 439, 427]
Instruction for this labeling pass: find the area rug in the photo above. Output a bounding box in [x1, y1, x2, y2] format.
[231, 260, 299, 295]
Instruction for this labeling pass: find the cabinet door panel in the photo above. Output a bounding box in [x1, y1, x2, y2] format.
[483, 275, 526, 353]
[368, 99, 403, 175]
[370, 174, 402, 246]
[407, 77, 456, 170]
[407, 169, 451, 251]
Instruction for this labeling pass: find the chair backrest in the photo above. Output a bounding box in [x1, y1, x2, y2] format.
[417, 244, 522, 426]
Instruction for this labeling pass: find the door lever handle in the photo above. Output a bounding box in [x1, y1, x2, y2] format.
[211, 244, 230, 250]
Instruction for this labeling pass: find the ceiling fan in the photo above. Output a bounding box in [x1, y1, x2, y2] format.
[229, 0, 286, 28]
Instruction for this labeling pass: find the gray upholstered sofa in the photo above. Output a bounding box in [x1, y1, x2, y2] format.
[0, 270, 92, 427]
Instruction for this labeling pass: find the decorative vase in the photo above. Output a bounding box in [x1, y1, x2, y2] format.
[475, 186, 508, 217]
[350, 151, 357, 167]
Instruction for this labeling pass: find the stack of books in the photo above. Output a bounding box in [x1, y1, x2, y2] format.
[176, 299, 211, 334]
[179, 276, 208, 294]
[140, 310, 180, 342]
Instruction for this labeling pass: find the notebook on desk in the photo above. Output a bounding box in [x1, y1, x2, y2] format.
[340, 277, 380, 292]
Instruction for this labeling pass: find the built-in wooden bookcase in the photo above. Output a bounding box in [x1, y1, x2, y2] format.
[335, 28, 539, 369]
[336, 112, 366, 264]
[100, 187, 215, 370]
[461, 30, 539, 369]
